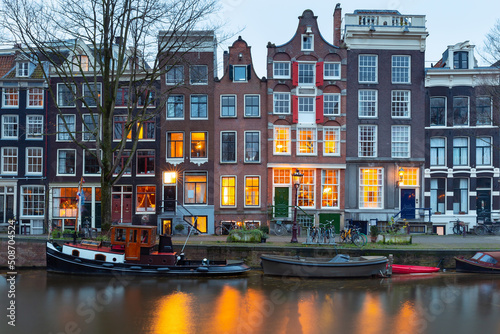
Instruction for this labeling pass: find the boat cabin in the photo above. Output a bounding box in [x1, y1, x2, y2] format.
[111, 225, 157, 260]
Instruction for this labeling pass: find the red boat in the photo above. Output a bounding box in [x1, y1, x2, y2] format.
[390, 264, 440, 274]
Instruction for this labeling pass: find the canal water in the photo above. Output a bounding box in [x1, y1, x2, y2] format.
[1, 270, 500, 334]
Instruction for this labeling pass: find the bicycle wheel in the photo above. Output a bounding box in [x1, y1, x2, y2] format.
[339, 230, 347, 243]
[475, 225, 486, 235]
[215, 225, 224, 236]
[274, 224, 286, 236]
[452, 225, 459, 235]
[351, 233, 364, 247]
[492, 225, 500, 235]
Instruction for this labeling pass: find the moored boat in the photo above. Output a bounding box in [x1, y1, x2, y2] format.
[455, 251, 500, 274]
[391, 264, 440, 274]
[260, 254, 388, 278]
[46, 224, 250, 276]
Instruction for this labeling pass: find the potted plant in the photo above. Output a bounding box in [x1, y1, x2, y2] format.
[369, 225, 379, 243]
[174, 224, 185, 235]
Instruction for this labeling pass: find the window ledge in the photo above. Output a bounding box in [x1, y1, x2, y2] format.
[190, 158, 208, 166]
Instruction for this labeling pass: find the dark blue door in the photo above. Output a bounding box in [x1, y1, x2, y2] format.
[401, 189, 415, 219]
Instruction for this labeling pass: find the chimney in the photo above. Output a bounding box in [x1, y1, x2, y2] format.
[333, 3, 342, 46]
[223, 50, 229, 76]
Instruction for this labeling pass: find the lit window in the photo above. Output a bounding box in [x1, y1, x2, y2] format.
[191, 132, 207, 158]
[26, 147, 43, 175]
[359, 168, 383, 209]
[298, 169, 315, 207]
[391, 126, 410, 158]
[273, 169, 291, 184]
[28, 88, 44, 108]
[322, 170, 339, 208]
[324, 94, 340, 116]
[3, 88, 19, 108]
[221, 95, 236, 117]
[244, 131, 260, 162]
[358, 125, 377, 157]
[221, 131, 236, 163]
[400, 168, 418, 186]
[324, 62, 340, 80]
[391, 91, 410, 118]
[245, 176, 260, 207]
[166, 65, 184, 85]
[221, 176, 236, 206]
[1, 147, 18, 174]
[136, 186, 156, 212]
[273, 93, 290, 114]
[72, 55, 89, 71]
[430, 97, 446, 126]
[358, 90, 377, 117]
[2, 115, 18, 139]
[359, 55, 377, 83]
[273, 126, 290, 155]
[57, 115, 76, 141]
[184, 172, 207, 205]
[297, 127, 316, 155]
[137, 120, 155, 140]
[324, 127, 340, 156]
[391, 55, 410, 83]
[273, 62, 290, 79]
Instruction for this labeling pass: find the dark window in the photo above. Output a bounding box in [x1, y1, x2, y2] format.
[113, 116, 131, 140]
[233, 66, 247, 81]
[454, 51, 468, 69]
[453, 97, 468, 126]
[114, 151, 131, 176]
[221, 96, 236, 117]
[476, 96, 492, 125]
[190, 95, 207, 118]
[430, 178, 445, 214]
[245, 132, 259, 162]
[116, 88, 129, 107]
[167, 95, 183, 118]
[430, 97, 446, 126]
[84, 150, 100, 175]
[137, 150, 155, 175]
[221, 132, 236, 163]
[245, 95, 259, 117]
[190, 65, 208, 84]
[138, 120, 155, 140]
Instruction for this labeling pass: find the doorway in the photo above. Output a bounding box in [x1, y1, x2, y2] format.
[162, 219, 172, 235]
[401, 189, 416, 219]
[163, 186, 176, 212]
[274, 187, 289, 218]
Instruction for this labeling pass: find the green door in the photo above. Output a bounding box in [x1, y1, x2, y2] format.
[319, 213, 341, 232]
[274, 187, 289, 218]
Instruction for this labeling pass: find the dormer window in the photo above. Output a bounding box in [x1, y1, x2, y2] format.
[453, 51, 468, 69]
[73, 55, 89, 72]
[17, 62, 29, 77]
[301, 35, 313, 51]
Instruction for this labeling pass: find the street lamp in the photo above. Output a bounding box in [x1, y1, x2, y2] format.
[398, 167, 405, 187]
[291, 169, 304, 243]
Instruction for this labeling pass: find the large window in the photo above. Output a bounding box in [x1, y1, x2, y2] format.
[190, 95, 208, 119]
[167, 132, 184, 159]
[391, 126, 410, 158]
[358, 90, 377, 117]
[454, 51, 468, 69]
[322, 170, 339, 208]
[430, 138, 446, 166]
[221, 95, 236, 117]
[391, 91, 410, 118]
[430, 178, 445, 214]
[136, 150, 155, 175]
[1, 147, 17, 174]
[191, 132, 207, 158]
[298, 169, 315, 207]
[324, 127, 340, 156]
[21, 186, 45, 217]
[167, 95, 184, 119]
[57, 115, 76, 141]
[476, 96, 492, 125]
[244, 95, 260, 117]
[116, 87, 129, 107]
[324, 94, 340, 116]
[166, 65, 184, 85]
[245, 131, 260, 162]
[453, 97, 469, 126]
[28, 88, 44, 108]
[298, 63, 315, 86]
[190, 65, 208, 85]
[26, 147, 43, 175]
[297, 127, 316, 155]
[453, 179, 468, 213]
[391, 55, 410, 83]
[358, 125, 377, 157]
[221, 131, 236, 163]
[245, 176, 260, 207]
[136, 186, 156, 212]
[82, 83, 101, 107]
[113, 115, 131, 140]
[114, 150, 131, 176]
[2, 115, 18, 139]
[359, 168, 383, 209]
[273, 126, 290, 155]
[184, 172, 207, 205]
[57, 84, 76, 107]
[359, 55, 377, 83]
[273, 93, 290, 114]
[324, 62, 341, 80]
[57, 149, 76, 175]
[137, 120, 155, 140]
[430, 97, 446, 126]
[221, 176, 236, 207]
[453, 137, 468, 166]
[273, 62, 290, 79]
[84, 150, 101, 175]
[83, 114, 99, 141]
[476, 137, 491, 166]
[26, 115, 43, 139]
[2, 88, 19, 108]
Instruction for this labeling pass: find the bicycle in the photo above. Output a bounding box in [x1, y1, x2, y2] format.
[451, 218, 466, 235]
[474, 223, 500, 236]
[274, 221, 292, 236]
[306, 221, 336, 244]
[215, 221, 240, 235]
[339, 224, 367, 247]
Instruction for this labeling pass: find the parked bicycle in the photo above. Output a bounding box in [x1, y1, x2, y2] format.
[451, 218, 466, 235]
[274, 221, 292, 236]
[474, 223, 500, 236]
[339, 223, 367, 247]
[307, 220, 336, 244]
[215, 221, 241, 235]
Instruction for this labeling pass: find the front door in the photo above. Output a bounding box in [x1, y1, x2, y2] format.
[476, 191, 491, 222]
[274, 187, 289, 218]
[125, 229, 140, 260]
[162, 219, 172, 235]
[163, 186, 176, 212]
[401, 189, 416, 219]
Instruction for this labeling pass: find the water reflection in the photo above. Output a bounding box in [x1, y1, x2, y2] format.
[1, 270, 500, 334]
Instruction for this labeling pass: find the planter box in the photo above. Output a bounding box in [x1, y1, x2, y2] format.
[383, 235, 412, 245]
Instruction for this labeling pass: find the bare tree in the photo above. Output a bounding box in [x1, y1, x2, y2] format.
[482, 19, 500, 67]
[0, 0, 221, 230]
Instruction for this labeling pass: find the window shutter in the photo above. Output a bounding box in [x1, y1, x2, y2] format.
[229, 65, 233, 81]
[292, 95, 298, 123]
[247, 64, 251, 81]
[316, 61, 324, 87]
[315, 95, 324, 123]
[292, 62, 298, 86]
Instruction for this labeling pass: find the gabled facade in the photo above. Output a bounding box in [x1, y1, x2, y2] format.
[213, 37, 268, 229]
[344, 10, 428, 231]
[0, 46, 47, 234]
[425, 41, 500, 234]
[266, 8, 347, 231]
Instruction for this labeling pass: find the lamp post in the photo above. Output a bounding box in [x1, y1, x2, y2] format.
[291, 169, 303, 243]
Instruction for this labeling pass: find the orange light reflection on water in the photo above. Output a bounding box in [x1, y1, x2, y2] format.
[298, 293, 336, 334]
[210, 285, 242, 332]
[394, 301, 418, 333]
[355, 293, 384, 334]
[151, 292, 195, 334]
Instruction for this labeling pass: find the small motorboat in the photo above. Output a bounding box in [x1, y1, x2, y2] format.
[391, 264, 440, 275]
[455, 251, 500, 274]
[260, 254, 388, 278]
[46, 224, 250, 276]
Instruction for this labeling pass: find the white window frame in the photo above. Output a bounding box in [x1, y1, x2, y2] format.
[323, 126, 341, 156]
[301, 34, 314, 51]
[220, 94, 237, 117]
[220, 175, 237, 207]
[476, 137, 492, 166]
[220, 131, 237, 163]
[166, 132, 184, 161]
[298, 62, 315, 86]
[391, 90, 411, 118]
[83, 114, 99, 141]
[2, 115, 18, 139]
[273, 62, 291, 79]
[190, 94, 208, 120]
[453, 137, 469, 166]
[430, 96, 447, 127]
[82, 82, 102, 107]
[273, 92, 291, 114]
[17, 62, 29, 77]
[166, 95, 184, 120]
[27, 88, 44, 108]
[430, 137, 446, 167]
[358, 90, 378, 118]
[324, 62, 341, 80]
[324, 93, 340, 116]
[244, 94, 260, 117]
[391, 126, 411, 158]
[244, 175, 260, 208]
[26, 147, 43, 175]
[166, 65, 184, 85]
[57, 149, 76, 176]
[57, 114, 76, 141]
[190, 132, 208, 159]
[359, 168, 384, 209]
[189, 65, 208, 85]
[297, 127, 317, 156]
[321, 169, 339, 209]
[83, 150, 101, 176]
[26, 115, 43, 140]
[244, 130, 260, 163]
[476, 96, 492, 126]
[298, 169, 315, 208]
[453, 96, 469, 126]
[20, 185, 45, 218]
[273, 125, 291, 155]
[57, 83, 76, 107]
[391, 55, 411, 84]
[1, 147, 18, 175]
[358, 55, 378, 83]
[2, 88, 19, 108]
[358, 125, 377, 158]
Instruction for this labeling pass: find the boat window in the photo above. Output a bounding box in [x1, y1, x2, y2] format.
[115, 228, 125, 242]
[472, 253, 483, 260]
[480, 254, 498, 265]
[95, 254, 106, 261]
[72, 250, 80, 257]
[141, 230, 149, 244]
[129, 229, 137, 242]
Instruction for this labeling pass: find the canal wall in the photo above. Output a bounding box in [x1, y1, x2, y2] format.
[0, 237, 478, 269]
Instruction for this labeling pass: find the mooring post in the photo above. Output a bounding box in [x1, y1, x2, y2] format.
[387, 254, 393, 276]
